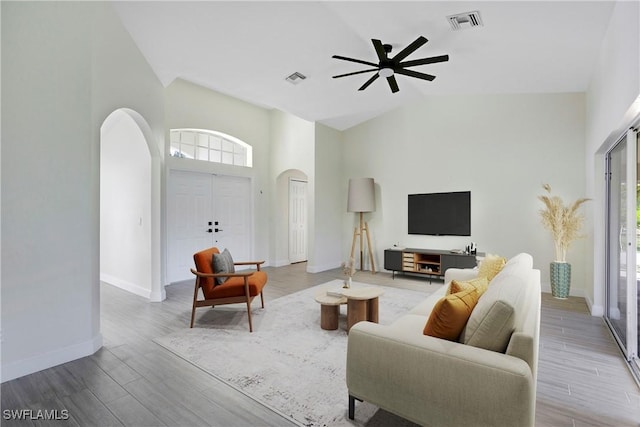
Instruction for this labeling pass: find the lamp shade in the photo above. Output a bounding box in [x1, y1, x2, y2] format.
[347, 178, 376, 213]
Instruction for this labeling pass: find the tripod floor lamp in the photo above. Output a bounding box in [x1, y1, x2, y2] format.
[347, 178, 376, 273]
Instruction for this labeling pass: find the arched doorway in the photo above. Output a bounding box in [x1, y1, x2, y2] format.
[100, 108, 164, 301]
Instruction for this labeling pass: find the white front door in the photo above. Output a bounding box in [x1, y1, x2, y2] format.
[289, 179, 308, 263]
[167, 170, 252, 283]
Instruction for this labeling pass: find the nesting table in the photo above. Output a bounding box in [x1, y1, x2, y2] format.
[314, 284, 384, 331]
[314, 292, 346, 330]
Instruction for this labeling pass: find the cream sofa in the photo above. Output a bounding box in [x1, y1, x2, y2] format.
[346, 253, 541, 427]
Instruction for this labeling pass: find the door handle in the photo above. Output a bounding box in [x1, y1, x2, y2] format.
[215, 228, 223, 233]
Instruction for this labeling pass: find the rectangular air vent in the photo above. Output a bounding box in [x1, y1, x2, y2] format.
[447, 11, 483, 30]
[285, 72, 307, 84]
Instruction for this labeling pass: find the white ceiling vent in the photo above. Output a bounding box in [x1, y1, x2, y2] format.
[285, 72, 307, 85]
[447, 11, 483, 30]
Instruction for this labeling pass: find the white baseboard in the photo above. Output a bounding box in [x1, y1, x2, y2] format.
[273, 259, 290, 267]
[591, 304, 604, 317]
[149, 287, 166, 302]
[584, 295, 604, 316]
[307, 262, 341, 273]
[542, 281, 605, 317]
[101, 273, 151, 299]
[1, 334, 103, 383]
[540, 281, 585, 297]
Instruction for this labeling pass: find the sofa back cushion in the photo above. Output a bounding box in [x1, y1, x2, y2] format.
[460, 254, 531, 352]
[501, 252, 533, 274]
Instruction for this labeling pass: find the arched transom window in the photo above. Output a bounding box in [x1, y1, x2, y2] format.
[170, 128, 253, 167]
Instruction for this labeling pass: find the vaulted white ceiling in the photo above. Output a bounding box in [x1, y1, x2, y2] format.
[113, 1, 615, 130]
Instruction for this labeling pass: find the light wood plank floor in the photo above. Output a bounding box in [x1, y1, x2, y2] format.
[2, 263, 639, 426]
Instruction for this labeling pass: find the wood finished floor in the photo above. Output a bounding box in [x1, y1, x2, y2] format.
[2, 262, 639, 426]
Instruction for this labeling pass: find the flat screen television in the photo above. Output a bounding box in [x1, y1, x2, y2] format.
[408, 191, 471, 236]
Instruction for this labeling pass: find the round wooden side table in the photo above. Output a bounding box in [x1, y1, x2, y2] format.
[341, 287, 385, 331]
[314, 292, 347, 330]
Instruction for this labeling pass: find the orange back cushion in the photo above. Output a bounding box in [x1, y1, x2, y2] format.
[423, 287, 481, 341]
[193, 247, 220, 298]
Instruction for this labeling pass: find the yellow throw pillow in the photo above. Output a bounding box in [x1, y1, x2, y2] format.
[477, 254, 506, 281]
[448, 277, 489, 296]
[423, 287, 481, 341]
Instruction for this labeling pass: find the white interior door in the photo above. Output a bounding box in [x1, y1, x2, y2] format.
[167, 170, 213, 283]
[167, 171, 252, 283]
[289, 179, 308, 263]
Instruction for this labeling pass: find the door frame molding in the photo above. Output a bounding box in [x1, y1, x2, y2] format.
[165, 168, 254, 284]
[288, 177, 308, 264]
[603, 125, 639, 376]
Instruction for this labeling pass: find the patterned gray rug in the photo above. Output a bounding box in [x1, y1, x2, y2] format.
[154, 280, 433, 426]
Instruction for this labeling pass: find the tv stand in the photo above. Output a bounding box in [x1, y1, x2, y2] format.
[384, 248, 480, 280]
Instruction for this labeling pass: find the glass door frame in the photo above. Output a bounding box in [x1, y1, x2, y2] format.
[604, 128, 639, 370]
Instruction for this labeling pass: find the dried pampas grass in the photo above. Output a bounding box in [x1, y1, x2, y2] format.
[341, 256, 356, 277]
[538, 184, 589, 262]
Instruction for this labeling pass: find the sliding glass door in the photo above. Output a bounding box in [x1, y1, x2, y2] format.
[605, 129, 639, 372]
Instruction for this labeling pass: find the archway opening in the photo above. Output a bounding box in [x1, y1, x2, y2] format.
[100, 108, 163, 301]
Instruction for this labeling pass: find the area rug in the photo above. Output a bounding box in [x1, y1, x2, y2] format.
[154, 280, 435, 426]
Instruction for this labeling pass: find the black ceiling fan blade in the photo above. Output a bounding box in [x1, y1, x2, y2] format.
[387, 76, 399, 93]
[332, 55, 379, 68]
[372, 39, 387, 62]
[395, 68, 436, 81]
[332, 68, 379, 79]
[399, 55, 449, 68]
[358, 73, 380, 91]
[392, 36, 428, 62]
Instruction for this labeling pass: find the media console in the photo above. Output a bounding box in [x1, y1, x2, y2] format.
[384, 248, 481, 280]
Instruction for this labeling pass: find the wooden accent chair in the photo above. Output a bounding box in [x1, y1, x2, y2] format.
[190, 247, 267, 332]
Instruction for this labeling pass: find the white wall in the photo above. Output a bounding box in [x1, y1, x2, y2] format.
[100, 110, 153, 299]
[92, 4, 165, 301]
[0, 0, 3, 352]
[313, 124, 344, 272]
[164, 82, 342, 274]
[342, 93, 587, 294]
[1, 2, 165, 381]
[3, 0, 632, 383]
[91, 1, 166, 303]
[585, 0, 640, 315]
[269, 110, 316, 268]
[164, 79, 271, 263]
[2, 1, 98, 382]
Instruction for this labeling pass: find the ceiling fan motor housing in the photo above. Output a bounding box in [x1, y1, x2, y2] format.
[379, 67, 394, 78]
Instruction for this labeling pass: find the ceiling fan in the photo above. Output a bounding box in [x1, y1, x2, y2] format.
[332, 36, 449, 93]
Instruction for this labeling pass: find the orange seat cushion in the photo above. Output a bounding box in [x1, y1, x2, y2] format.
[208, 271, 268, 299]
